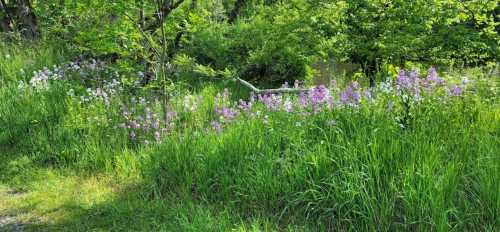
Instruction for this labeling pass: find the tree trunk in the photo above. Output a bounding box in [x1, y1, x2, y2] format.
[228, 0, 246, 24]
[0, 15, 12, 33]
[0, 0, 14, 32]
[15, 0, 40, 39]
[140, 0, 186, 85]
[364, 60, 377, 87]
[145, 0, 185, 33]
[168, 0, 197, 58]
[138, 0, 145, 30]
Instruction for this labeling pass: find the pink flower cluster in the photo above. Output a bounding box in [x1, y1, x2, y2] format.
[396, 67, 467, 101]
[204, 67, 468, 133]
[119, 98, 177, 145]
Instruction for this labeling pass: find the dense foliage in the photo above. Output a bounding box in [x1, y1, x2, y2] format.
[1, 41, 499, 231]
[2, 0, 498, 85]
[0, 1, 499, 231]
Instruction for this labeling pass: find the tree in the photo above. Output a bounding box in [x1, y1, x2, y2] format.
[341, 0, 498, 85]
[227, 0, 246, 24]
[342, 0, 436, 86]
[0, 0, 14, 32]
[0, 0, 40, 39]
[15, 0, 39, 39]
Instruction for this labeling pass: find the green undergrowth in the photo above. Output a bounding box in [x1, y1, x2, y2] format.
[1, 43, 499, 231]
[143, 99, 499, 231]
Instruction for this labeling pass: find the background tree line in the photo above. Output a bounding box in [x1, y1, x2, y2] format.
[1, 0, 498, 86]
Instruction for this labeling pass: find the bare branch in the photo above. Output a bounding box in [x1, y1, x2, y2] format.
[236, 78, 306, 94]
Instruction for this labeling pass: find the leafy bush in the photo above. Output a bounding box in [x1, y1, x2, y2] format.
[11, 0, 495, 87]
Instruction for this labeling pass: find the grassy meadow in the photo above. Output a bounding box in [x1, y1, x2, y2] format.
[0, 41, 498, 232]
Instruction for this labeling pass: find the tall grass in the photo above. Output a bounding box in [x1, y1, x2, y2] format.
[143, 96, 499, 231]
[1, 43, 498, 231]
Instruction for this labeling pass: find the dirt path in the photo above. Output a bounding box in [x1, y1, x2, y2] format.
[0, 215, 24, 232]
[0, 189, 25, 232]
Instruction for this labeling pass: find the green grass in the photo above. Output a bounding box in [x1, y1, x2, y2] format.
[143, 99, 499, 231]
[1, 43, 499, 231]
[1, 169, 306, 231]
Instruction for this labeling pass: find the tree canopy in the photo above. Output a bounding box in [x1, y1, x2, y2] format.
[1, 0, 498, 85]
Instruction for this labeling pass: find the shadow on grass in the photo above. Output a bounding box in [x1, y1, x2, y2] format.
[24, 184, 253, 232]
[2, 170, 300, 232]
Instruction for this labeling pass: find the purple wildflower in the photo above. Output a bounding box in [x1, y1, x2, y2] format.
[216, 107, 239, 121]
[428, 67, 438, 80]
[364, 89, 373, 101]
[211, 121, 221, 133]
[310, 85, 331, 105]
[352, 91, 361, 104]
[166, 108, 177, 121]
[423, 67, 445, 90]
[396, 70, 411, 91]
[145, 107, 153, 119]
[122, 108, 130, 118]
[129, 120, 140, 129]
[152, 120, 160, 130]
[299, 91, 309, 108]
[258, 94, 282, 111]
[88, 60, 97, 70]
[340, 87, 351, 105]
[237, 99, 252, 112]
[142, 121, 150, 132]
[339, 83, 361, 106]
[283, 98, 294, 112]
[449, 85, 463, 96]
[351, 81, 360, 90]
[396, 69, 422, 99]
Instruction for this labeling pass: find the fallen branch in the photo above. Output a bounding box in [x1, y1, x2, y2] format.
[236, 78, 307, 94]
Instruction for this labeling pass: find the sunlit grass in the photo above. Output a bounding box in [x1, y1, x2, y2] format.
[1, 43, 498, 231]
